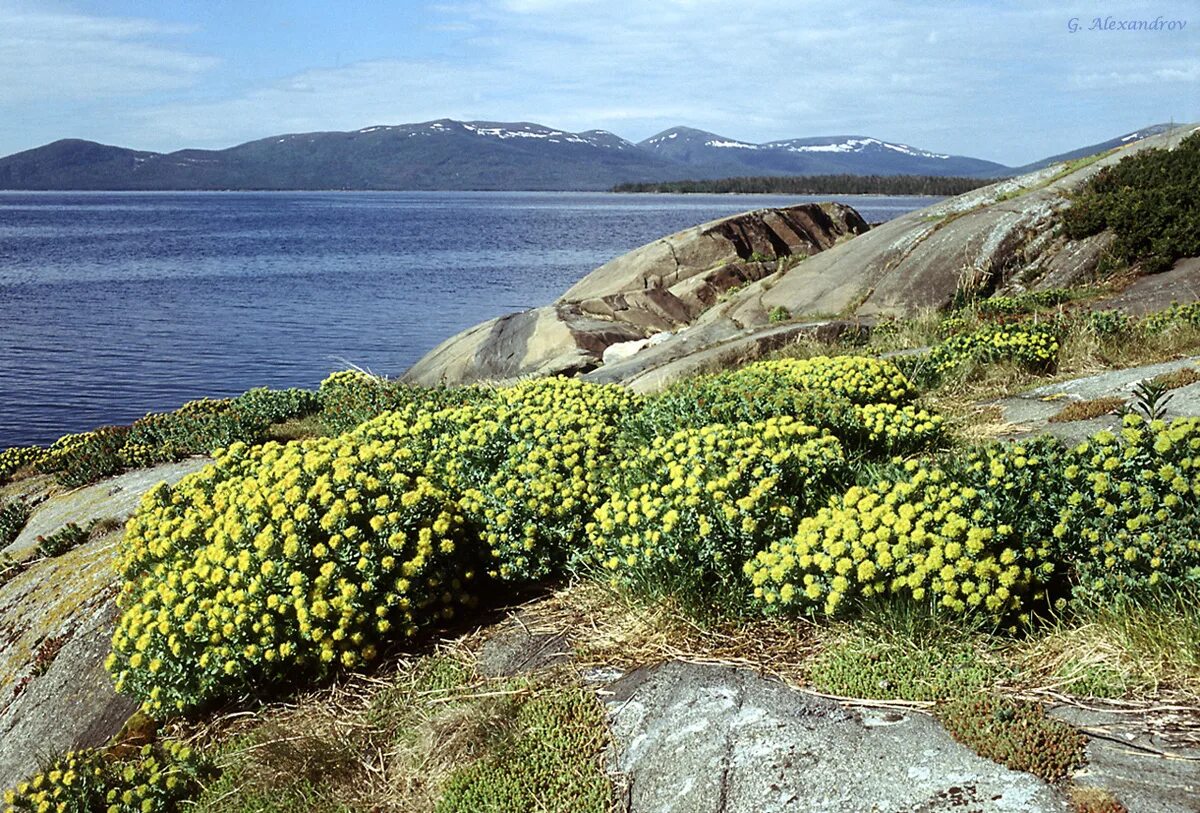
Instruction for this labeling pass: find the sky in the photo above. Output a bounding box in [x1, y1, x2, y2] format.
[0, 0, 1196, 166]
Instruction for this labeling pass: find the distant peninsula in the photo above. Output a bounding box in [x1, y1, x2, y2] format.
[611, 174, 998, 196]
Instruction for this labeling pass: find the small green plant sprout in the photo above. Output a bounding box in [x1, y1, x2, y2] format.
[1124, 379, 1174, 421]
[769, 305, 791, 323]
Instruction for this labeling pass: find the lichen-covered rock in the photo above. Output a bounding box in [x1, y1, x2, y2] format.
[0, 460, 208, 789]
[606, 662, 1066, 813]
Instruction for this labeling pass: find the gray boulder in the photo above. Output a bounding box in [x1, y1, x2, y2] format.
[605, 662, 1066, 813]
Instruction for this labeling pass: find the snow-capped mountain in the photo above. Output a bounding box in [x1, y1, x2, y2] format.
[638, 127, 1004, 177]
[0, 118, 1168, 190]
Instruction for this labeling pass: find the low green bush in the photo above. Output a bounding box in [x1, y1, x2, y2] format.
[1062, 131, 1200, 274]
[938, 695, 1086, 781]
[0, 500, 30, 548]
[37, 427, 130, 487]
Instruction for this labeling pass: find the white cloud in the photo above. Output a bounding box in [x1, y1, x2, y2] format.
[0, 1, 216, 104]
[3, 0, 1196, 164]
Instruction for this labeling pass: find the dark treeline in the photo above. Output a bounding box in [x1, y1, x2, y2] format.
[612, 174, 1002, 196]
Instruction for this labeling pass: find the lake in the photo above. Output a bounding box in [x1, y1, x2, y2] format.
[0, 191, 938, 448]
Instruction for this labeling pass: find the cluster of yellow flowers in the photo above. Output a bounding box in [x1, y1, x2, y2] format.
[737, 356, 915, 404]
[110, 429, 470, 713]
[588, 417, 845, 602]
[1058, 415, 1200, 599]
[359, 377, 639, 580]
[0, 446, 45, 484]
[746, 460, 1054, 622]
[3, 743, 205, 813]
[852, 403, 944, 452]
[110, 377, 637, 711]
[929, 322, 1060, 374]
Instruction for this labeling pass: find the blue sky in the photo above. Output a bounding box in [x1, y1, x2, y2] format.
[1, 0, 1196, 165]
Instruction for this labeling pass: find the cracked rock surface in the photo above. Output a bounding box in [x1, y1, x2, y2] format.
[604, 662, 1066, 813]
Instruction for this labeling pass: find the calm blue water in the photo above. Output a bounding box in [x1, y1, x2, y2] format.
[0, 191, 938, 448]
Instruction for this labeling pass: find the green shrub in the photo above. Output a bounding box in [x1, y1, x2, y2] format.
[232, 387, 319, 426]
[317, 370, 489, 434]
[769, 305, 791, 323]
[1062, 131, 1200, 273]
[1086, 309, 1133, 337]
[37, 427, 130, 487]
[123, 399, 266, 467]
[0, 500, 30, 548]
[975, 289, 1075, 316]
[35, 522, 90, 558]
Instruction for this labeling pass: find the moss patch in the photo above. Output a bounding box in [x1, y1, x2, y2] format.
[1048, 396, 1125, 423]
[938, 694, 1087, 782]
[434, 684, 611, 813]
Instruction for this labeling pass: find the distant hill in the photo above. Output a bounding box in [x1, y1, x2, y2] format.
[0, 119, 1171, 191]
[981, 124, 1176, 177]
[637, 127, 1006, 178]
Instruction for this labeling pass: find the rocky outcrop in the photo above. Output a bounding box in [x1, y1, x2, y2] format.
[606, 662, 1066, 813]
[402, 203, 869, 385]
[0, 459, 209, 788]
[405, 125, 1197, 392]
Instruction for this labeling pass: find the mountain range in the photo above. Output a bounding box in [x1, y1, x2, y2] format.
[0, 120, 1172, 191]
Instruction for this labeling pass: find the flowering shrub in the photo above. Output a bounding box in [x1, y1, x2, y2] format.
[0, 446, 45, 485]
[2, 743, 209, 813]
[109, 432, 473, 714]
[852, 403, 944, 454]
[232, 386, 318, 426]
[37, 427, 130, 488]
[1139, 301, 1200, 335]
[974, 289, 1074, 316]
[110, 377, 636, 712]
[929, 321, 1060, 374]
[747, 443, 1063, 623]
[317, 370, 488, 434]
[1056, 415, 1200, 600]
[359, 378, 639, 581]
[589, 418, 845, 608]
[623, 357, 936, 455]
[737, 356, 915, 405]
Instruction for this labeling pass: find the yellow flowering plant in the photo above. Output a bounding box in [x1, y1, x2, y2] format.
[110, 429, 473, 714]
[1056, 414, 1200, 600]
[928, 321, 1061, 375]
[589, 417, 846, 612]
[747, 441, 1064, 624]
[3, 742, 208, 813]
[622, 356, 940, 456]
[0, 446, 46, 485]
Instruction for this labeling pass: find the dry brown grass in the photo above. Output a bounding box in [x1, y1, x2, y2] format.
[487, 581, 821, 689]
[1048, 396, 1126, 424]
[1150, 366, 1200, 391]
